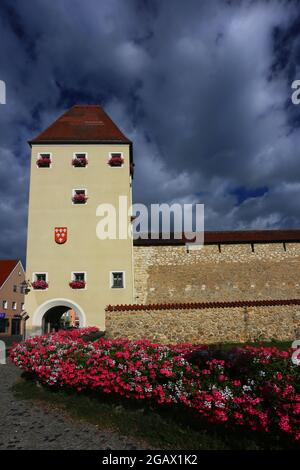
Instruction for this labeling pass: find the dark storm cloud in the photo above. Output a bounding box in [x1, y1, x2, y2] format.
[0, 0, 300, 262]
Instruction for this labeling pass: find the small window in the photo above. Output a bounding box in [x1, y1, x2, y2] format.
[21, 303, 24, 311]
[35, 273, 47, 282]
[111, 271, 125, 288]
[32, 273, 48, 290]
[108, 153, 124, 167]
[37, 153, 52, 168]
[11, 318, 21, 335]
[72, 189, 88, 204]
[2, 300, 7, 310]
[73, 272, 85, 282]
[12, 302, 17, 310]
[0, 319, 9, 334]
[73, 153, 88, 167]
[69, 272, 86, 289]
[13, 284, 17, 293]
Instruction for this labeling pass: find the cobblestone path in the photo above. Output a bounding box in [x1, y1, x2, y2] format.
[0, 360, 144, 450]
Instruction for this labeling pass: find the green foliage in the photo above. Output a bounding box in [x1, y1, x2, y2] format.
[12, 375, 299, 450]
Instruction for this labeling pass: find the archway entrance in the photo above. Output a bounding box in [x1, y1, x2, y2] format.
[32, 298, 86, 336]
[42, 305, 79, 334]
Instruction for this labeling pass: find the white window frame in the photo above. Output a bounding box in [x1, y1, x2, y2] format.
[12, 301, 17, 310]
[71, 271, 87, 290]
[108, 152, 124, 168]
[72, 152, 88, 168]
[2, 300, 7, 309]
[72, 188, 88, 205]
[32, 272, 48, 290]
[37, 152, 52, 169]
[110, 271, 125, 289]
[32, 272, 48, 282]
[21, 303, 25, 311]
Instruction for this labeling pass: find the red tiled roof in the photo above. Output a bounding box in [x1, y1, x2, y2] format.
[203, 229, 300, 244]
[0, 260, 19, 288]
[134, 229, 300, 245]
[29, 105, 131, 145]
[106, 298, 300, 312]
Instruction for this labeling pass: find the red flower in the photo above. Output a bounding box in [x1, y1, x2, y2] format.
[72, 193, 88, 204]
[37, 157, 51, 167]
[108, 155, 124, 167]
[217, 374, 226, 382]
[9, 331, 300, 443]
[32, 280, 48, 290]
[72, 157, 88, 167]
[69, 280, 86, 289]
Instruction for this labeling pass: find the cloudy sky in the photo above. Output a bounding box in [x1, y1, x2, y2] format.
[1, 0, 300, 262]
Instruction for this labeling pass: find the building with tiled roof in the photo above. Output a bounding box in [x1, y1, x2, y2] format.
[0, 260, 25, 336]
[29, 105, 132, 144]
[25, 104, 134, 335]
[24, 104, 300, 344]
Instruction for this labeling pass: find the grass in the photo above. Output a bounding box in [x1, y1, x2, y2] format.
[12, 377, 298, 450]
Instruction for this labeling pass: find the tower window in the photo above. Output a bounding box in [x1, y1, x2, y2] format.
[70, 272, 86, 289]
[110, 271, 125, 288]
[32, 272, 48, 290]
[72, 189, 88, 204]
[73, 272, 85, 282]
[37, 153, 52, 168]
[108, 153, 124, 167]
[34, 273, 47, 282]
[72, 153, 88, 167]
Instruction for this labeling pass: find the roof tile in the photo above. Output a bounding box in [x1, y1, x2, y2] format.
[30, 105, 131, 144]
[0, 260, 19, 289]
[134, 229, 300, 245]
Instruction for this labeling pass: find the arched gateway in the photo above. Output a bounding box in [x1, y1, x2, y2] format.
[32, 298, 86, 335]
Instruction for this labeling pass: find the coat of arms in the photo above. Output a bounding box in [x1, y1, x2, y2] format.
[55, 227, 67, 244]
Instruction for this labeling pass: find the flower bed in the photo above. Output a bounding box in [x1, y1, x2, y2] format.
[10, 328, 300, 442]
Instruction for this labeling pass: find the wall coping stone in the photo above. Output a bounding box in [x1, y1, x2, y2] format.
[133, 229, 300, 245]
[106, 298, 300, 312]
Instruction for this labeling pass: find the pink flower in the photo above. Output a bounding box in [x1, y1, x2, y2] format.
[217, 374, 226, 382]
[10, 330, 300, 443]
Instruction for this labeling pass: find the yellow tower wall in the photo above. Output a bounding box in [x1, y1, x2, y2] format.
[25, 143, 134, 335]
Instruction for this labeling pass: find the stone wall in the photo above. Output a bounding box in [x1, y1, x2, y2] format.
[133, 243, 300, 304]
[105, 303, 300, 344]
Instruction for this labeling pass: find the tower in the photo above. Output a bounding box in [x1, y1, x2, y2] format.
[25, 105, 134, 335]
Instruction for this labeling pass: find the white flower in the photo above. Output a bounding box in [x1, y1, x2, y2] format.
[220, 386, 233, 399]
[204, 401, 212, 408]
